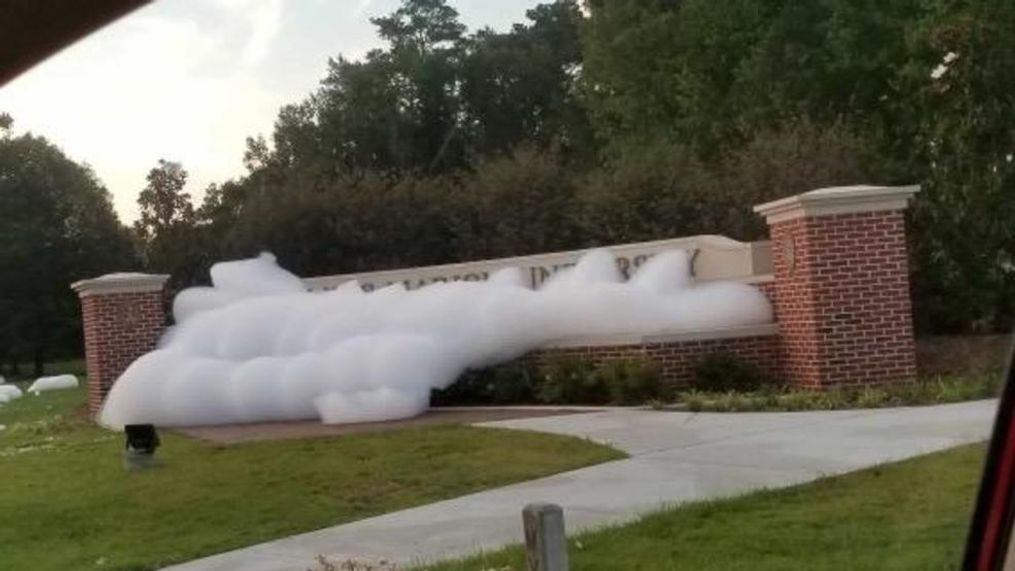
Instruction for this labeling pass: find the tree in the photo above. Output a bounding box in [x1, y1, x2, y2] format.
[580, 0, 778, 157]
[580, 0, 921, 161]
[135, 160, 204, 290]
[451, 146, 585, 258]
[135, 159, 193, 242]
[460, 1, 595, 161]
[158, 0, 1015, 336]
[906, 0, 1015, 333]
[198, 0, 600, 279]
[250, 0, 593, 181]
[0, 124, 137, 375]
[295, 0, 469, 174]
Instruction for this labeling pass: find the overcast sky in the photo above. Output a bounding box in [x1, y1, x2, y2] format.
[0, 0, 535, 222]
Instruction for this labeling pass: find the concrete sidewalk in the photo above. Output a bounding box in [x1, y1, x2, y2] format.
[163, 400, 997, 571]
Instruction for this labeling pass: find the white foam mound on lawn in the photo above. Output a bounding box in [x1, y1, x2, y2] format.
[28, 374, 79, 394]
[0, 384, 22, 403]
[100, 250, 772, 429]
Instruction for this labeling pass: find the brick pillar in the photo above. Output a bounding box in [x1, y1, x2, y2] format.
[754, 186, 920, 389]
[71, 274, 169, 414]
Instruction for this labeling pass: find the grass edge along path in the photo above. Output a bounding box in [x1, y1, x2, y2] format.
[419, 443, 987, 571]
[677, 373, 1001, 413]
[0, 386, 623, 571]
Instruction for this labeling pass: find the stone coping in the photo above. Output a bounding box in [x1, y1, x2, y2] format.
[71, 273, 169, 297]
[754, 184, 920, 224]
[543, 322, 779, 349]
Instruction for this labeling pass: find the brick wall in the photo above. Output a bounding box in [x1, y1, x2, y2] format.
[75, 284, 167, 414]
[70, 186, 919, 414]
[752, 278, 777, 305]
[768, 210, 917, 388]
[529, 332, 781, 393]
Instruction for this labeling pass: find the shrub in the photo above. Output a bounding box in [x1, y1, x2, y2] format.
[855, 387, 891, 409]
[431, 363, 536, 406]
[772, 391, 812, 411]
[597, 358, 664, 405]
[924, 374, 1001, 403]
[536, 357, 610, 405]
[757, 388, 782, 410]
[727, 392, 755, 412]
[435, 356, 669, 407]
[817, 389, 852, 410]
[683, 390, 707, 412]
[678, 372, 1001, 413]
[691, 352, 768, 392]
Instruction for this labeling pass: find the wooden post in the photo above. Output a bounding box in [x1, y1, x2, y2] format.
[523, 503, 568, 571]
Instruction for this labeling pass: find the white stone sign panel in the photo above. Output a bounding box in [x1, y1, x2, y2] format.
[304, 235, 773, 293]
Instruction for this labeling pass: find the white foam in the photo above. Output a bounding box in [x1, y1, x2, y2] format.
[27, 375, 79, 394]
[0, 385, 23, 401]
[172, 252, 305, 323]
[100, 249, 773, 429]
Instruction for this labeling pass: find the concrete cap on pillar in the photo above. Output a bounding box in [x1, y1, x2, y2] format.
[754, 185, 920, 224]
[71, 273, 170, 297]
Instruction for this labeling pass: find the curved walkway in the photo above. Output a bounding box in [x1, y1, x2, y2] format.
[164, 400, 997, 571]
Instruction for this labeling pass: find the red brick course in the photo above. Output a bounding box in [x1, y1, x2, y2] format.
[79, 291, 166, 414]
[528, 333, 781, 394]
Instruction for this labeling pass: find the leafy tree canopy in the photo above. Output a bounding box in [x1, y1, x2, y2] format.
[0, 122, 137, 373]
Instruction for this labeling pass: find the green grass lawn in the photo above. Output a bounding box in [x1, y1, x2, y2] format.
[422, 444, 987, 571]
[0, 385, 623, 571]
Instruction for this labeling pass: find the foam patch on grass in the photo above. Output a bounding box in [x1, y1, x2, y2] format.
[0, 385, 23, 403]
[27, 375, 79, 394]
